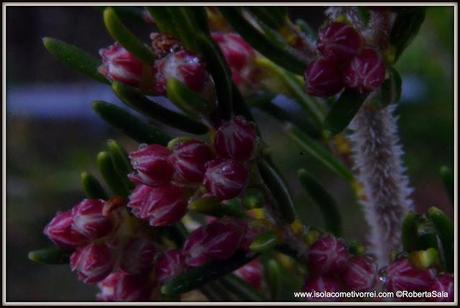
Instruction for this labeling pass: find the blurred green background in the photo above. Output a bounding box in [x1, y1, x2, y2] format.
[6, 6, 454, 301]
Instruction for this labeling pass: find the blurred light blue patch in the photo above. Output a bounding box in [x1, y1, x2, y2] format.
[400, 75, 427, 104]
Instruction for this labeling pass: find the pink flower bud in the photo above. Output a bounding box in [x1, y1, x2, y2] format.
[169, 140, 214, 183]
[304, 57, 344, 97]
[383, 258, 435, 292]
[43, 210, 86, 249]
[183, 219, 245, 267]
[70, 243, 114, 284]
[343, 48, 386, 93]
[127, 184, 188, 227]
[428, 274, 454, 302]
[303, 275, 342, 302]
[317, 22, 363, 62]
[203, 159, 249, 201]
[128, 144, 174, 187]
[308, 235, 349, 275]
[97, 272, 152, 302]
[71, 199, 113, 241]
[98, 43, 153, 90]
[120, 238, 158, 274]
[156, 249, 187, 283]
[234, 259, 263, 289]
[154, 49, 211, 96]
[212, 32, 256, 87]
[214, 116, 258, 161]
[342, 256, 377, 291]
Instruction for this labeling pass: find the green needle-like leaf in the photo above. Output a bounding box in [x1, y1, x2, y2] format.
[28, 247, 70, 264]
[401, 211, 420, 252]
[390, 8, 426, 62]
[219, 7, 307, 75]
[112, 82, 209, 134]
[219, 274, 266, 301]
[80, 171, 108, 200]
[106, 140, 133, 190]
[250, 231, 279, 253]
[97, 151, 130, 197]
[145, 7, 180, 37]
[296, 19, 317, 42]
[440, 166, 454, 204]
[285, 124, 353, 182]
[298, 169, 342, 236]
[92, 101, 171, 145]
[258, 159, 296, 224]
[161, 252, 256, 296]
[42, 37, 108, 83]
[324, 89, 368, 137]
[427, 207, 454, 272]
[103, 7, 155, 64]
[248, 7, 288, 30]
[166, 78, 211, 118]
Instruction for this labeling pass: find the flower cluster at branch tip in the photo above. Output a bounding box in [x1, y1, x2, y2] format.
[305, 21, 386, 97]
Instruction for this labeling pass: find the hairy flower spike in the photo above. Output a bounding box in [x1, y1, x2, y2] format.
[169, 140, 214, 183]
[43, 210, 87, 249]
[70, 243, 114, 284]
[127, 184, 188, 227]
[317, 22, 363, 62]
[97, 271, 153, 302]
[128, 144, 174, 187]
[304, 57, 344, 97]
[71, 199, 113, 241]
[203, 159, 249, 201]
[343, 48, 386, 93]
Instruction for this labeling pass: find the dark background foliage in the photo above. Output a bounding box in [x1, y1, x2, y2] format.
[6, 6, 454, 301]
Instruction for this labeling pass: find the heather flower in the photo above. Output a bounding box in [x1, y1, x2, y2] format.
[71, 199, 113, 241]
[70, 243, 114, 284]
[203, 159, 249, 201]
[43, 210, 86, 249]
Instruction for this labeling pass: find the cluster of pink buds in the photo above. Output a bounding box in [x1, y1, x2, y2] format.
[212, 32, 259, 91]
[98, 34, 212, 98]
[305, 21, 385, 97]
[126, 115, 257, 228]
[43, 198, 160, 301]
[302, 235, 377, 301]
[234, 259, 264, 290]
[381, 258, 454, 302]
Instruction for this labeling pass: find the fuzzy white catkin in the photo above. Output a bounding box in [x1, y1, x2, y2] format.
[348, 103, 414, 267]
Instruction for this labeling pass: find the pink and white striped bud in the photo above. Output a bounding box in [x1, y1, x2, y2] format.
[428, 274, 454, 302]
[234, 259, 264, 289]
[383, 258, 435, 292]
[343, 48, 386, 93]
[71, 199, 113, 241]
[154, 49, 212, 96]
[156, 249, 187, 283]
[214, 116, 258, 161]
[183, 219, 245, 267]
[98, 43, 154, 91]
[120, 238, 158, 274]
[70, 243, 114, 284]
[128, 144, 174, 187]
[127, 184, 188, 227]
[303, 275, 343, 302]
[97, 271, 152, 302]
[317, 22, 363, 62]
[308, 235, 349, 275]
[212, 32, 257, 88]
[342, 256, 377, 291]
[304, 57, 344, 97]
[169, 140, 214, 183]
[203, 159, 249, 201]
[43, 210, 86, 249]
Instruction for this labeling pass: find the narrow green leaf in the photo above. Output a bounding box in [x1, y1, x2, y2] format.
[427, 207, 454, 272]
[80, 171, 108, 200]
[324, 89, 368, 136]
[242, 187, 265, 209]
[401, 211, 420, 252]
[390, 8, 426, 62]
[97, 151, 130, 197]
[42, 37, 108, 83]
[96, 6, 146, 25]
[219, 7, 307, 75]
[92, 101, 171, 145]
[285, 124, 353, 182]
[166, 78, 211, 118]
[296, 19, 317, 42]
[258, 159, 296, 224]
[262, 257, 303, 301]
[219, 274, 266, 301]
[440, 166, 454, 204]
[204, 280, 236, 301]
[375, 67, 402, 108]
[185, 7, 210, 34]
[106, 140, 133, 191]
[28, 247, 70, 264]
[249, 231, 279, 253]
[103, 7, 155, 64]
[248, 7, 288, 30]
[297, 169, 342, 236]
[145, 7, 180, 37]
[112, 82, 209, 134]
[161, 252, 256, 296]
